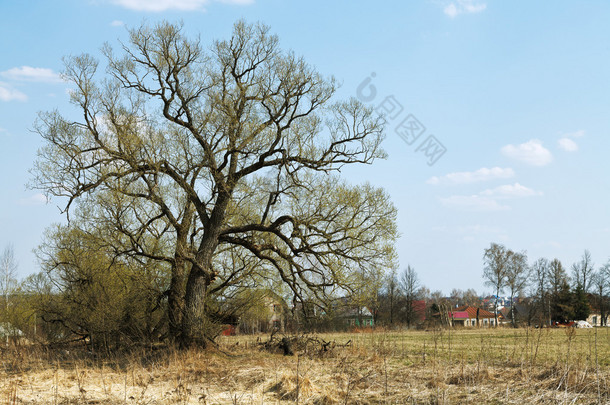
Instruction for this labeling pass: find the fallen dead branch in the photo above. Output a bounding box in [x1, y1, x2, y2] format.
[258, 332, 351, 357]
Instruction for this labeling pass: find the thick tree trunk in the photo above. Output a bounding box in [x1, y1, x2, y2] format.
[167, 205, 194, 343]
[180, 192, 229, 347]
[181, 265, 211, 347]
[179, 230, 221, 347]
[168, 256, 186, 342]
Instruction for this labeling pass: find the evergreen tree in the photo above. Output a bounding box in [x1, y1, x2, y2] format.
[551, 281, 574, 323]
[572, 284, 590, 321]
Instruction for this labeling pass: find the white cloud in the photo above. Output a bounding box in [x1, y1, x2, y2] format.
[427, 167, 514, 185]
[0, 83, 27, 102]
[440, 183, 542, 211]
[110, 0, 206, 11]
[440, 195, 509, 211]
[444, 3, 459, 17]
[1, 66, 62, 83]
[557, 130, 584, 152]
[18, 193, 49, 206]
[444, 0, 486, 18]
[480, 183, 543, 198]
[110, 20, 125, 26]
[558, 137, 578, 152]
[109, 0, 253, 12]
[563, 129, 585, 138]
[501, 139, 553, 166]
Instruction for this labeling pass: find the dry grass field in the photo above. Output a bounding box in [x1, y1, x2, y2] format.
[1, 327, 609, 404]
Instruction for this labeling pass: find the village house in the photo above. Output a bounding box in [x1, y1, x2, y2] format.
[587, 312, 605, 327]
[447, 306, 499, 327]
[340, 306, 375, 328]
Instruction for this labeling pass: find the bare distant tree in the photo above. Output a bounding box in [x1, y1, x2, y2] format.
[548, 258, 568, 297]
[0, 244, 18, 344]
[547, 258, 570, 323]
[430, 290, 450, 326]
[462, 288, 480, 307]
[531, 257, 550, 326]
[417, 286, 431, 301]
[0, 244, 18, 308]
[417, 285, 433, 320]
[385, 268, 400, 325]
[505, 250, 529, 327]
[483, 243, 510, 327]
[431, 290, 444, 305]
[364, 267, 386, 327]
[449, 288, 463, 307]
[400, 265, 420, 327]
[592, 262, 610, 326]
[571, 249, 594, 293]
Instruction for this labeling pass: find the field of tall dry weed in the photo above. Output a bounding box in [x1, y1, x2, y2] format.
[1, 327, 609, 404]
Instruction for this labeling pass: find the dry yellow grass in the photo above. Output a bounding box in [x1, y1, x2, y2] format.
[1, 327, 609, 404]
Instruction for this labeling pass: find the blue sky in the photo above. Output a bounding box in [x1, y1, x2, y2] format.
[1, 0, 610, 295]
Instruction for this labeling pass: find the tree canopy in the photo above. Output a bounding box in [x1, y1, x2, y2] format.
[32, 21, 398, 346]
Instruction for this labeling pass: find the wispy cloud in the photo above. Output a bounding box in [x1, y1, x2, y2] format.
[108, 0, 253, 12]
[563, 129, 585, 138]
[558, 129, 584, 152]
[0, 83, 27, 102]
[440, 195, 509, 211]
[1, 66, 62, 83]
[443, 0, 487, 18]
[480, 183, 543, 198]
[558, 138, 578, 152]
[501, 139, 553, 166]
[427, 167, 514, 185]
[441, 182, 542, 211]
[110, 20, 125, 27]
[216, 0, 253, 3]
[18, 193, 49, 206]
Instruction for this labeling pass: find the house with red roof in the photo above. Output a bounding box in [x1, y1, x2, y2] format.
[447, 306, 499, 327]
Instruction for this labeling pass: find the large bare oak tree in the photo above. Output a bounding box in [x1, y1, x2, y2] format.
[32, 21, 397, 346]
